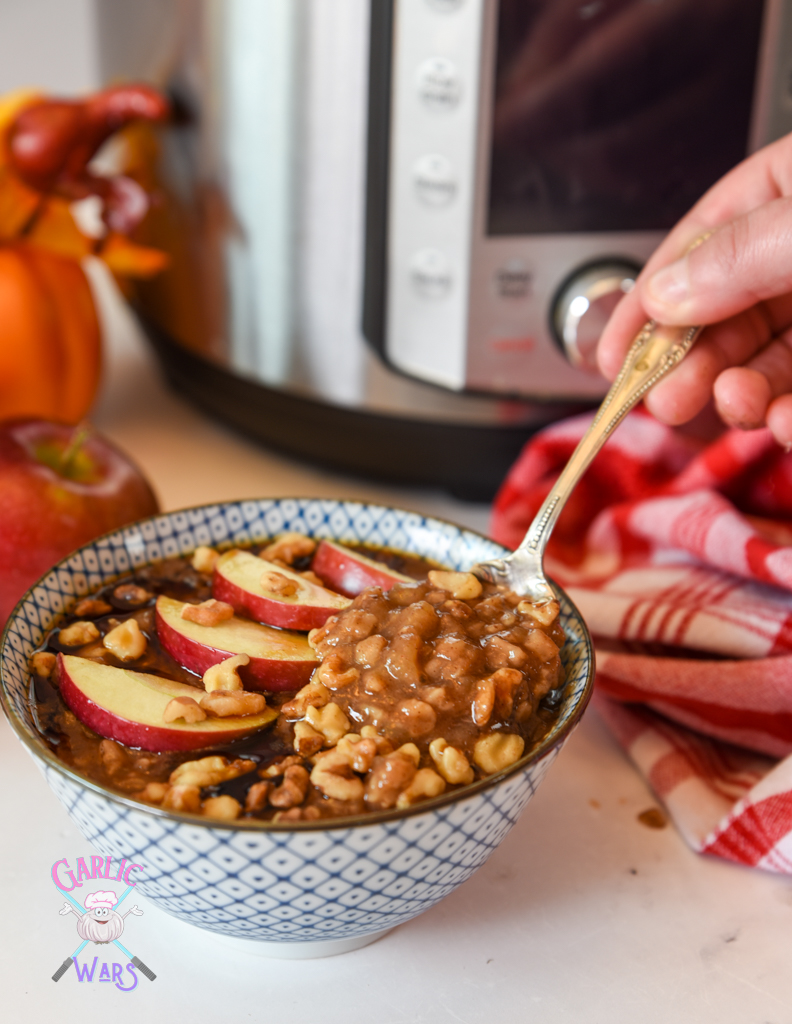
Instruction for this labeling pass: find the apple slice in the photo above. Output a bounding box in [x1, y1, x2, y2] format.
[311, 540, 415, 597]
[57, 654, 277, 752]
[213, 550, 350, 630]
[156, 595, 318, 691]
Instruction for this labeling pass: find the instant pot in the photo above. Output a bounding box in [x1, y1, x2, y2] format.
[96, 0, 790, 498]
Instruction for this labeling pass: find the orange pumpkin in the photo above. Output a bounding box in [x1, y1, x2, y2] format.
[0, 86, 169, 424]
[0, 245, 100, 422]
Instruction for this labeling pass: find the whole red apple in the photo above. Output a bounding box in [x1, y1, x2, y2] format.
[0, 419, 159, 626]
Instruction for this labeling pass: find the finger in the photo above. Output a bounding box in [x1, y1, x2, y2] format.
[596, 135, 792, 381]
[641, 197, 792, 325]
[714, 329, 792, 431]
[641, 307, 772, 424]
[766, 394, 792, 448]
[712, 368, 773, 430]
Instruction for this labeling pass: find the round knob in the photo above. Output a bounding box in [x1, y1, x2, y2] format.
[551, 259, 641, 372]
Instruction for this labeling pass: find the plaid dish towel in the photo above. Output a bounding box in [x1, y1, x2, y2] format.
[491, 410, 792, 872]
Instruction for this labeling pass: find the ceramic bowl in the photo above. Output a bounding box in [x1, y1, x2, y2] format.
[0, 499, 593, 958]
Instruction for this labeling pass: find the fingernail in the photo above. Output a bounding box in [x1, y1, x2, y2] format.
[647, 259, 689, 305]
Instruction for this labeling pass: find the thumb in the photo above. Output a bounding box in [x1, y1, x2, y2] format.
[641, 196, 792, 325]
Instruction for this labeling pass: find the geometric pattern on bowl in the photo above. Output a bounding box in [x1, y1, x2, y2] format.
[1, 499, 593, 944]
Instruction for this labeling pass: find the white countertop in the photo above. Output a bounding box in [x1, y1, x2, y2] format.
[3, 293, 792, 1023]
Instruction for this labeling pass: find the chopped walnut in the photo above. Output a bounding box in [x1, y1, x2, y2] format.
[517, 599, 560, 627]
[310, 748, 365, 802]
[392, 699, 436, 737]
[103, 618, 147, 661]
[203, 654, 248, 692]
[259, 755, 304, 779]
[313, 658, 359, 691]
[169, 755, 255, 788]
[429, 738, 474, 785]
[137, 782, 170, 804]
[29, 651, 56, 678]
[191, 545, 219, 574]
[181, 599, 235, 627]
[472, 677, 495, 726]
[269, 765, 310, 809]
[355, 634, 387, 667]
[280, 680, 330, 719]
[293, 721, 325, 756]
[473, 733, 525, 774]
[162, 784, 201, 813]
[360, 725, 394, 755]
[163, 696, 207, 723]
[202, 795, 242, 821]
[336, 734, 378, 773]
[199, 689, 267, 718]
[427, 570, 482, 601]
[58, 621, 100, 647]
[305, 702, 350, 746]
[244, 780, 271, 813]
[261, 532, 316, 564]
[99, 739, 125, 775]
[396, 768, 446, 809]
[260, 570, 300, 598]
[301, 570, 324, 586]
[364, 751, 417, 810]
[113, 584, 152, 606]
[73, 598, 112, 618]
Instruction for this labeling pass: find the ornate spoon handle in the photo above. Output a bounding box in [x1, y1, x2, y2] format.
[475, 320, 701, 600]
[525, 320, 701, 552]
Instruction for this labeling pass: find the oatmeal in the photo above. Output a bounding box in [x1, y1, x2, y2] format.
[29, 536, 566, 822]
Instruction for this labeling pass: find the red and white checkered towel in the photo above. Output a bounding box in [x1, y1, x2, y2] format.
[492, 410, 792, 872]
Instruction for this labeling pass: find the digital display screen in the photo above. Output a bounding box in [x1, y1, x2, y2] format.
[488, 0, 766, 235]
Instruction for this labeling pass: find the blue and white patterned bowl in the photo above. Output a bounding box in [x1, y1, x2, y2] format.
[0, 499, 593, 958]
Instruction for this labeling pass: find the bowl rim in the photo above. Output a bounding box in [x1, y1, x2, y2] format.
[0, 497, 595, 832]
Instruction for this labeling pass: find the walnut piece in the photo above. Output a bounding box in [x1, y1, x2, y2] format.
[429, 738, 474, 785]
[163, 696, 207, 723]
[199, 689, 267, 718]
[473, 733, 525, 774]
[103, 618, 147, 661]
[58, 621, 100, 647]
[396, 768, 446, 809]
[113, 584, 152, 606]
[29, 651, 56, 678]
[305, 702, 350, 746]
[191, 545, 219, 574]
[261, 532, 316, 565]
[426, 570, 482, 601]
[203, 654, 248, 692]
[181, 599, 234, 627]
[169, 755, 255, 788]
[260, 570, 299, 598]
[74, 598, 112, 618]
[202, 795, 242, 821]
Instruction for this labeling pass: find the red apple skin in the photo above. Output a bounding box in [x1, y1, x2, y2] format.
[311, 540, 414, 597]
[213, 551, 349, 630]
[0, 419, 159, 627]
[156, 596, 317, 691]
[57, 654, 276, 752]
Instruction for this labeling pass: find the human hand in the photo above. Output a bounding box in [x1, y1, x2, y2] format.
[597, 132, 792, 448]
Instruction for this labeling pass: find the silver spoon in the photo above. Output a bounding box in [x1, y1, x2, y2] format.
[473, 320, 701, 602]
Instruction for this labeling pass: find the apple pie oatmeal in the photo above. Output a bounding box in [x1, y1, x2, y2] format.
[28, 534, 567, 822]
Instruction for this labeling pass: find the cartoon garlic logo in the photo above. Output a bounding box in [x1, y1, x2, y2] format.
[59, 890, 143, 944]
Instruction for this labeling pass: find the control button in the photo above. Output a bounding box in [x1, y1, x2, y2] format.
[494, 259, 532, 299]
[410, 248, 452, 299]
[413, 154, 457, 206]
[426, 0, 466, 11]
[416, 58, 462, 112]
[551, 259, 641, 372]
